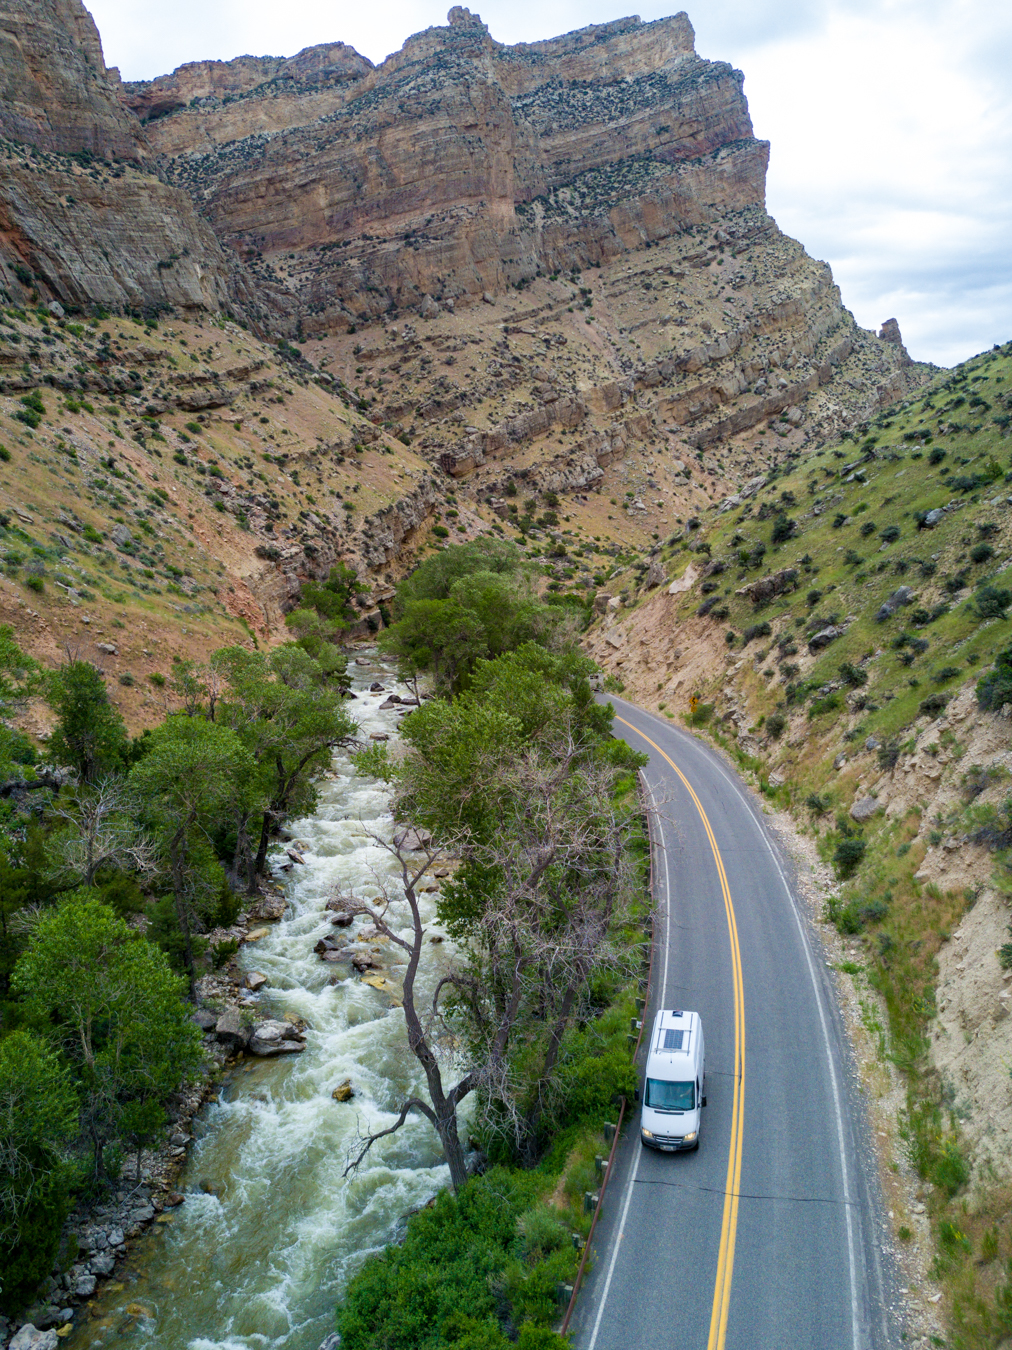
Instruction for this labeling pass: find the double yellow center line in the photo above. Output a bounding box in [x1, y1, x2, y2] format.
[616, 716, 746, 1350]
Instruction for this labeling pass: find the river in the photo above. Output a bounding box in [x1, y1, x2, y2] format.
[71, 653, 454, 1350]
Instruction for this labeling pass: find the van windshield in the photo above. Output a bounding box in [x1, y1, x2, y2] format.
[645, 1079, 695, 1111]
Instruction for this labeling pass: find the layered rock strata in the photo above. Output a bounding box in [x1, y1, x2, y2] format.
[0, 0, 270, 324]
[138, 9, 768, 330]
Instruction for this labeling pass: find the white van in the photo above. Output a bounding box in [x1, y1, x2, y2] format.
[639, 1009, 706, 1152]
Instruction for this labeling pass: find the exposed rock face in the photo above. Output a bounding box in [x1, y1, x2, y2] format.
[138, 9, 768, 329]
[0, 0, 144, 159]
[0, 0, 271, 324]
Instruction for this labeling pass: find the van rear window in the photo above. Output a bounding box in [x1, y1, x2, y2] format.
[646, 1079, 695, 1110]
[660, 1028, 686, 1051]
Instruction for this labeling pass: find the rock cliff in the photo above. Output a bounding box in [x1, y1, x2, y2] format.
[0, 0, 268, 324]
[139, 9, 767, 328]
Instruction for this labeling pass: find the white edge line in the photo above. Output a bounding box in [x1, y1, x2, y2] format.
[616, 699, 863, 1350]
[584, 775, 670, 1350]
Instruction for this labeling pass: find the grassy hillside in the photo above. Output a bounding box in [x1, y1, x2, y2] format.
[589, 339, 1012, 1347]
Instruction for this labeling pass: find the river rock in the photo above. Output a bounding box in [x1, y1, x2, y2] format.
[286, 849, 307, 865]
[214, 1008, 251, 1050]
[244, 971, 268, 992]
[319, 1336, 340, 1350]
[248, 1020, 306, 1057]
[369, 732, 389, 741]
[330, 910, 355, 927]
[378, 697, 401, 709]
[192, 1008, 218, 1031]
[351, 953, 379, 972]
[90, 1249, 116, 1276]
[314, 936, 340, 954]
[74, 1273, 97, 1298]
[395, 827, 431, 851]
[331, 1078, 354, 1102]
[247, 893, 287, 921]
[321, 948, 352, 963]
[369, 682, 385, 691]
[107, 1226, 124, 1246]
[10, 1328, 59, 1350]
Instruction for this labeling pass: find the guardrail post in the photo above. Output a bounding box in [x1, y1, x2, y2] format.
[635, 997, 645, 1016]
[583, 1191, 600, 1215]
[603, 1121, 616, 1143]
[556, 1282, 574, 1309]
[594, 1154, 604, 1179]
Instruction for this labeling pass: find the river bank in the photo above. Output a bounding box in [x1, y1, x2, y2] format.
[4, 650, 457, 1350]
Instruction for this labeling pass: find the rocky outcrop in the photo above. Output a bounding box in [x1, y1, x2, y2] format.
[0, 0, 274, 326]
[138, 9, 768, 329]
[0, 0, 144, 160]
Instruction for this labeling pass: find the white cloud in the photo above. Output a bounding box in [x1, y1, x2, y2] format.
[85, 0, 1011, 366]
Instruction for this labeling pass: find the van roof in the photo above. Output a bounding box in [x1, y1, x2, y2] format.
[647, 1009, 699, 1067]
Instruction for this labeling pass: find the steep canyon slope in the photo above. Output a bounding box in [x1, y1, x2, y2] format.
[0, 0, 933, 691]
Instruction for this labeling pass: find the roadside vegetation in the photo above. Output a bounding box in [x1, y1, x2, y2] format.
[335, 540, 649, 1350]
[620, 340, 1012, 1347]
[0, 583, 358, 1314]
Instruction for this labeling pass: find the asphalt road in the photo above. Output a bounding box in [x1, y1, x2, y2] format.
[569, 696, 896, 1350]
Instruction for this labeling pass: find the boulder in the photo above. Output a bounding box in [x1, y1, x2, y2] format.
[244, 971, 268, 993]
[369, 731, 389, 741]
[319, 1336, 341, 1350]
[191, 1008, 218, 1031]
[850, 796, 880, 823]
[875, 586, 915, 622]
[10, 1328, 59, 1350]
[248, 1020, 306, 1057]
[419, 294, 439, 319]
[110, 525, 134, 549]
[90, 1249, 116, 1276]
[808, 625, 845, 651]
[74, 1273, 97, 1298]
[245, 927, 270, 941]
[107, 1226, 124, 1247]
[922, 508, 945, 527]
[331, 1078, 354, 1102]
[247, 892, 287, 921]
[214, 1008, 251, 1051]
[736, 568, 799, 605]
[395, 827, 431, 851]
[286, 849, 306, 865]
[95, 641, 118, 655]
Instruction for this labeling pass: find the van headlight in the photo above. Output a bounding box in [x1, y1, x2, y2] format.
[641, 1129, 654, 1140]
[682, 1131, 697, 1143]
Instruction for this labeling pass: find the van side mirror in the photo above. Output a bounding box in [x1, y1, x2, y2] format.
[701, 1096, 707, 1107]
[634, 1088, 640, 1103]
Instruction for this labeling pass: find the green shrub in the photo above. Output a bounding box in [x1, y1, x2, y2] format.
[336, 1168, 559, 1350]
[833, 836, 867, 877]
[838, 661, 867, 687]
[0, 445, 10, 462]
[919, 692, 950, 716]
[24, 575, 44, 594]
[971, 542, 995, 565]
[808, 691, 843, 718]
[432, 524, 450, 539]
[977, 645, 1012, 710]
[742, 621, 771, 644]
[766, 712, 787, 739]
[770, 515, 796, 544]
[976, 585, 1012, 620]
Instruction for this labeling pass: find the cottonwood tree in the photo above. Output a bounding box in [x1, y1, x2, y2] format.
[129, 715, 256, 989]
[12, 896, 202, 1179]
[343, 743, 638, 1186]
[0, 1029, 78, 1312]
[46, 779, 156, 889]
[46, 660, 127, 784]
[211, 644, 356, 886]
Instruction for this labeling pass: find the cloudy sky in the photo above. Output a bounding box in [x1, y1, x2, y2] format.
[87, 0, 1011, 368]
